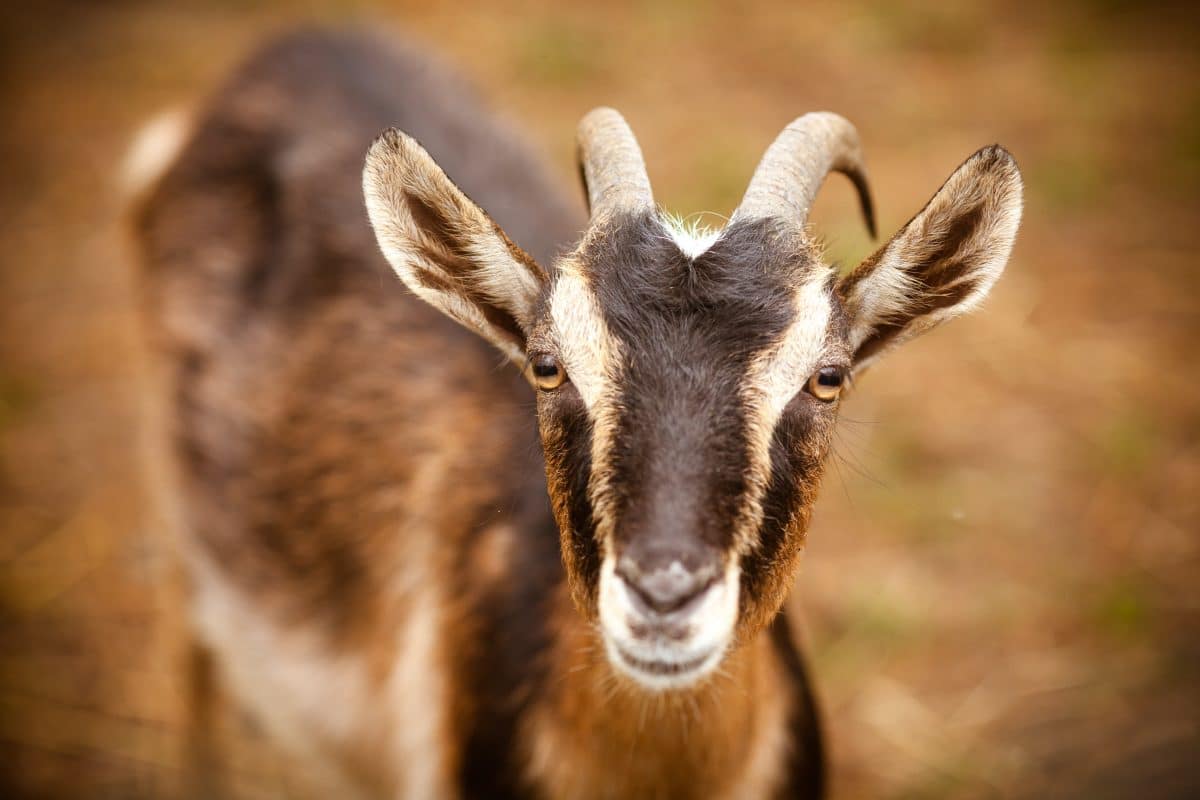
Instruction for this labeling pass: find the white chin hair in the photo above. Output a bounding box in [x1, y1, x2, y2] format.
[603, 635, 728, 691]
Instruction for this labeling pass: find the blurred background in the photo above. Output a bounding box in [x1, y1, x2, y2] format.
[0, 1, 1197, 797]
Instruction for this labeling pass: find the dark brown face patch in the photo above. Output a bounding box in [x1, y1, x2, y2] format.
[539, 385, 603, 617]
[738, 389, 836, 632]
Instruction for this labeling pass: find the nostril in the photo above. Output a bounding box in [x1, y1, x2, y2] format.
[616, 558, 718, 615]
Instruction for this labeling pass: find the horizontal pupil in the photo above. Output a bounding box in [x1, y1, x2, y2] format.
[817, 372, 842, 386]
[533, 362, 559, 377]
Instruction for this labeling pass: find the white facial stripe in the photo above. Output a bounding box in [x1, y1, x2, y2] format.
[753, 268, 836, 420]
[734, 266, 836, 552]
[548, 268, 620, 410]
[548, 267, 626, 550]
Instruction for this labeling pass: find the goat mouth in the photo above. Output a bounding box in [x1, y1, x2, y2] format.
[611, 643, 718, 683]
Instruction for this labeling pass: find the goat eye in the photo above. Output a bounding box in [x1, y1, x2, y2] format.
[529, 354, 567, 391]
[806, 366, 845, 403]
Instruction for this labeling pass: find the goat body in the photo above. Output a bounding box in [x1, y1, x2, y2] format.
[135, 29, 821, 799]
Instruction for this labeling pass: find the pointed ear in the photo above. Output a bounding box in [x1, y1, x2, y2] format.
[363, 129, 548, 364]
[836, 145, 1023, 371]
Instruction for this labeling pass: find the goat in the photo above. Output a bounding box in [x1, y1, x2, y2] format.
[133, 28, 1022, 800]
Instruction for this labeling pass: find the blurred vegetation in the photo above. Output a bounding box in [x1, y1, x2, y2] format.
[0, 1, 1197, 798]
[0, 374, 36, 437]
[516, 20, 605, 87]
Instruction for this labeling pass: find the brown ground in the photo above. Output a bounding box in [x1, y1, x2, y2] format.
[1, 1, 1197, 798]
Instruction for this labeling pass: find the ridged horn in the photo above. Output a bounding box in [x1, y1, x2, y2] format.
[733, 112, 876, 237]
[576, 107, 654, 218]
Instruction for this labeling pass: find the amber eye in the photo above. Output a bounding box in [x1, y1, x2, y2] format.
[529, 354, 567, 391]
[806, 366, 845, 403]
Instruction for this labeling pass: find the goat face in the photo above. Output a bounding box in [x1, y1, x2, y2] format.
[530, 212, 848, 688]
[364, 110, 1022, 690]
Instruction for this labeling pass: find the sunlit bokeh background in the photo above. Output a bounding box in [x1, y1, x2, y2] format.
[1, 1, 1197, 797]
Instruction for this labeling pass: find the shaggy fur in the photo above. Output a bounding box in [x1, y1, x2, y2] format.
[136, 26, 1022, 800]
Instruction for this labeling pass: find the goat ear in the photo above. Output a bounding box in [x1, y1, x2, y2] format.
[363, 129, 548, 364]
[836, 145, 1022, 371]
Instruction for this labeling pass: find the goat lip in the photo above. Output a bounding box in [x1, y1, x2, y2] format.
[612, 643, 715, 679]
[626, 618, 690, 641]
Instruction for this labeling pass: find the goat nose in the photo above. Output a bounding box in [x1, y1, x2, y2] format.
[615, 556, 719, 615]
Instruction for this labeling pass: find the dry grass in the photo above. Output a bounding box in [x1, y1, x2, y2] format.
[1, 1, 1197, 797]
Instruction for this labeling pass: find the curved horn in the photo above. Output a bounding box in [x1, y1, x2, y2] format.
[577, 107, 654, 218]
[733, 112, 876, 238]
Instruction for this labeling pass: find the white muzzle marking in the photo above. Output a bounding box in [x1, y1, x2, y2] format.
[597, 557, 739, 690]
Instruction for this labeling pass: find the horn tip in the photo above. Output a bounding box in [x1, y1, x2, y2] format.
[579, 106, 625, 130]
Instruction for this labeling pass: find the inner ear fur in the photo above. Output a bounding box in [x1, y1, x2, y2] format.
[363, 128, 548, 364]
[837, 144, 1023, 370]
